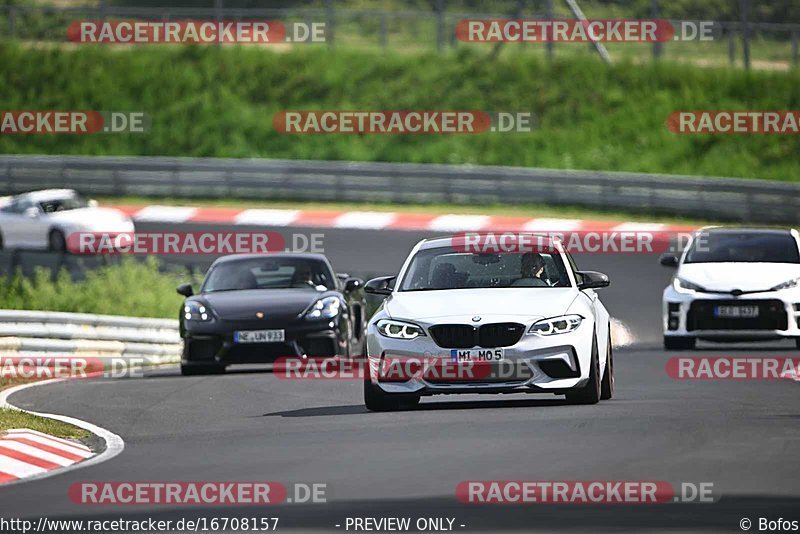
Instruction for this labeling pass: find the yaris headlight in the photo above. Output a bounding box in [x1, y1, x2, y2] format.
[376, 319, 426, 340]
[305, 296, 341, 320]
[673, 277, 706, 293]
[529, 314, 583, 336]
[771, 277, 800, 291]
[184, 301, 212, 322]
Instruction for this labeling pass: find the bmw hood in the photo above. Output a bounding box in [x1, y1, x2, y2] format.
[198, 288, 329, 321]
[385, 288, 579, 321]
[678, 263, 800, 292]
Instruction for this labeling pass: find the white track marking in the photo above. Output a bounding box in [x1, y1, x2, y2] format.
[234, 209, 299, 226]
[0, 379, 125, 486]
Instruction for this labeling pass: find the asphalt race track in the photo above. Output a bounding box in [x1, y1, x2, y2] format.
[1, 223, 798, 533]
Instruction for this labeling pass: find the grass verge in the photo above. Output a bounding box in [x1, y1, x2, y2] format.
[0, 407, 90, 440]
[1, 44, 799, 181]
[0, 257, 187, 319]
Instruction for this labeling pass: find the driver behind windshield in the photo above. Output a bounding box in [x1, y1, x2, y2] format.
[513, 252, 552, 287]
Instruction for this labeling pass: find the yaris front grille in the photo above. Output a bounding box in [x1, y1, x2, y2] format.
[687, 300, 788, 331]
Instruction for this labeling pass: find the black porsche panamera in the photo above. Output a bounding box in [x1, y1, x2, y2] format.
[176, 253, 367, 375]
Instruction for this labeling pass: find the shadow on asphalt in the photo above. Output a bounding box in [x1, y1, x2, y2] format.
[262, 397, 574, 418]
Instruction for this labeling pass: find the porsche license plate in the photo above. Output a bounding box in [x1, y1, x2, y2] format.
[714, 305, 759, 318]
[234, 329, 285, 343]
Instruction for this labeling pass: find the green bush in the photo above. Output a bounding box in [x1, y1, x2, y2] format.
[0, 258, 187, 318]
[0, 43, 798, 180]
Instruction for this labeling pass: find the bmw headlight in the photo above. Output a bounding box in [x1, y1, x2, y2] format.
[305, 296, 341, 320]
[184, 301, 212, 322]
[529, 315, 583, 336]
[673, 277, 706, 293]
[376, 319, 426, 339]
[771, 277, 800, 291]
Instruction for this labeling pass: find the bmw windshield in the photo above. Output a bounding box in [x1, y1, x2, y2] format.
[399, 248, 572, 291]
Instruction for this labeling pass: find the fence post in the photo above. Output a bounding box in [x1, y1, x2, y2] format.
[325, 0, 335, 46]
[545, 0, 554, 61]
[379, 12, 387, 49]
[8, 6, 16, 39]
[651, 0, 662, 59]
[435, 0, 444, 52]
[727, 26, 736, 65]
[793, 31, 798, 68]
[740, 0, 750, 70]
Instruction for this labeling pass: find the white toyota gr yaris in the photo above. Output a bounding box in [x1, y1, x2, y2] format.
[363, 234, 613, 411]
[661, 227, 800, 350]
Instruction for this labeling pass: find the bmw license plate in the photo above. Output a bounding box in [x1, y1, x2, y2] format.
[714, 305, 759, 318]
[234, 329, 285, 343]
[450, 348, 504, 362]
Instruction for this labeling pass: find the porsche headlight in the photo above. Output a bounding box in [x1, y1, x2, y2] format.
[528, 315, 583, 336]
[771, 277, 800, 291]
[673, 277, 706, 293]
[305, 296, 341, 320]
[184, 301, 212, 322]
[376, 319, 426, 340]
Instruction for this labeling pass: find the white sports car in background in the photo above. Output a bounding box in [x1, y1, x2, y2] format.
[0, 189, 133, 252]
[661, 227, 800, 350]
[363, 234, 613, 411]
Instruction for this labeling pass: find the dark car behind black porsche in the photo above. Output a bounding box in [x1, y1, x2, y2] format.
[177, 253, 366, 375]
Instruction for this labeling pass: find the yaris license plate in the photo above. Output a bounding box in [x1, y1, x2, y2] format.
[714, 305, 759, 318]
[449, 348, 504, 362]
[234, 329, 285, 343]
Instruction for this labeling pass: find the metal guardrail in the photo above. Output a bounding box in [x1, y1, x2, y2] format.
[0, 309, 181, 364]
[2, 155, 800, 224]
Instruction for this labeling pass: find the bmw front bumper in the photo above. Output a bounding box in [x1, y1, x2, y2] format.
[365, 316, 595, 396]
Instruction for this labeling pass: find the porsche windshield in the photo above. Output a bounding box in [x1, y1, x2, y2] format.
[685, 231, 800, 264]
[202, 258, 334, 292]
[399, 248, 571, 291]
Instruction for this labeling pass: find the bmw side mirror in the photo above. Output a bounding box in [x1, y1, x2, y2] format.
[577, 271, 610, 290]
[659, 253, 680, 268]
[344, 278, 363, 292]
[176, 283, 194, 297]
[364, 276, 395, 296]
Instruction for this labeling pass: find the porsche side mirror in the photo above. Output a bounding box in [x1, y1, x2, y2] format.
[176, 283, 194, 297]
[344, 278, 363, 292]
[23, 207, 40, 218]
[364, 276, 395, 296]
[578, 271, 610, 290]
[659, 253, 680, 268]
[88, 199, 99, 208]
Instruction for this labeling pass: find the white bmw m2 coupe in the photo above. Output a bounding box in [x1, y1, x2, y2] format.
[363, 234, 613, 411]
